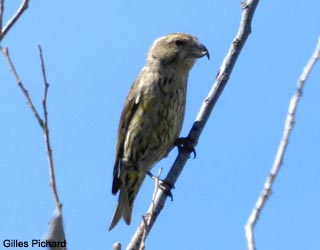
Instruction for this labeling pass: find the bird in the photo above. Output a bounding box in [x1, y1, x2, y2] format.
[109, 33, 209, 230]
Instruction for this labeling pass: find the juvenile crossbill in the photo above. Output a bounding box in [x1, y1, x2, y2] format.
[109, 33, 209, 230]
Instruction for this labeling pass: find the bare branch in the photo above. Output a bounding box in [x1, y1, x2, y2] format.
[1, 47, 44, 128]
[112, 242, 122, 250]
[126, 0, 260, 249]
[46, 208, 66, 250]
[1, 1, 64, 243]
[2, 45, 65, 247]
[2, 45, 61, 208]
[0, 0, 29, 41]
[245, 37, 320, 250]
[38, 45, 62, 209]
[0, 0, 4, 35]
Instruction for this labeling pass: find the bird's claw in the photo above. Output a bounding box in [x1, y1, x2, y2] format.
[174, 137, 197, 158]
[146, 171, 174, 201]
[158, 180, 174, 201]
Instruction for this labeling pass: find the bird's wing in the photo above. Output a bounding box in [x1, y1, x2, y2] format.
[112, 73, 143, 195]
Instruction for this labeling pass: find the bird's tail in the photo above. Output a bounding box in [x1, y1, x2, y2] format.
[109, 170, 145, 231]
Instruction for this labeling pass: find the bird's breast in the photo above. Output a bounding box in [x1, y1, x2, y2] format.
[123, 69, 188, 171]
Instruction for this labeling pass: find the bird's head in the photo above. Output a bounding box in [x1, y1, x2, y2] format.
[147, 33, 209, 71]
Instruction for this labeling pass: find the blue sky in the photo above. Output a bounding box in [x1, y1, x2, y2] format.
[1, 1, 320, 249]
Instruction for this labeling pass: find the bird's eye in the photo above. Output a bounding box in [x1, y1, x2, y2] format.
[175, 40, 185, 46]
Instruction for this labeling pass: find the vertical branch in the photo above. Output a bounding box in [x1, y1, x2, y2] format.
[2, 46, 62, 209]
[125, 0, 260, 249]
[38, 45, 61, 209]
[3, 45, 66, 247]
[0, 0, 4, 36]
[245, 37, 320, 250]
[1, 1, 65, 246]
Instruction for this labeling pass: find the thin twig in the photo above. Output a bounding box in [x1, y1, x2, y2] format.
[38, 45, 61, 209]
[0, 0, 4, 35]
[2, 45, 61, 209]
[126, 1, 260, 249]
[3, 45, 65, 245]
[0, 0, 29, 41]
[245, 37, 320, 250]
[1, 47, 44, 128]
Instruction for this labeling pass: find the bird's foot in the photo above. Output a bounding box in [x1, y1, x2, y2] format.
[146, 170, 174, 201]
[174, 137, 197, 158]
[158, 180, 174, 201]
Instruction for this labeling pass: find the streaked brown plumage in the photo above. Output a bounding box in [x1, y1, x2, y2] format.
[109, 33, 209, 230]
